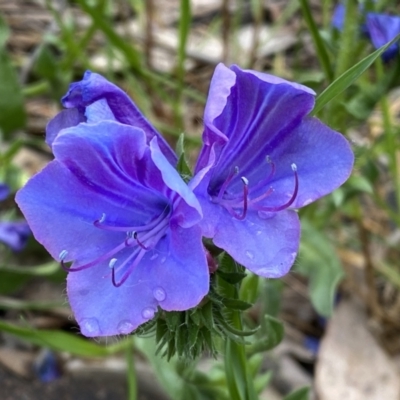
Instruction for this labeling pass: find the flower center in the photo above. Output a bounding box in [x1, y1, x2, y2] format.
[211, 157, 298, 220]
[59, 206, 171, 287]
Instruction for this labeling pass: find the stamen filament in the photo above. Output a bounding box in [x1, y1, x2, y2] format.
[94, 207, 170, 233]
[216, 166, 239, 202]
[61, 242, 127, 272]
[111, 249, 146, 287]
[254, 164, 299, 212]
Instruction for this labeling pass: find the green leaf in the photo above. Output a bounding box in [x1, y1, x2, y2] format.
[283, 386, 310, 400]
[299, 0, 333, 82]
[239, 273, 259, 304]
[217, 270, 247, 284]
[296, 218, 344, 316]
[247, 315, 284, 355]
[221, 298, 253, 311]
[346, 175, 373, 194]
[0, 320, 120, 357]
[0, 17, 26, 136]
[262, 314, 284, 350]
[175, 133, 192, 182]
[312, 33, 400, 115]
[0, 261, 59, 276]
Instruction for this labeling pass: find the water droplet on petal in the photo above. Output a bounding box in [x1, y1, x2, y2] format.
[153, 287, 166, 302]
[142, 307, 155, 320]
[245, 250, 254, 260]
[160, 257, 166, 264]
[117, 320, 134, 335]
[80, 318, 100, 336]
[150, 253, 158, 261]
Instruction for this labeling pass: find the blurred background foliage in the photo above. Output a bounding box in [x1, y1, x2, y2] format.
[1, 0, 400, 399]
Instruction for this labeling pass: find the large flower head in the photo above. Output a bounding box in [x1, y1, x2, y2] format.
[0, 183, 30, 252]
[16, 121, 209, 337]
[191, 64, 354, 278]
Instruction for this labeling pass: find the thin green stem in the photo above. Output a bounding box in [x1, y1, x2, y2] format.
[375, 58, 400, 211]
[126, 338, 137, 400]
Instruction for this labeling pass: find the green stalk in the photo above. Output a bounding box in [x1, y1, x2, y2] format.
[375, 58, 400, 212]
[126, 338, 137, 400]
[334, 0, 358, 78]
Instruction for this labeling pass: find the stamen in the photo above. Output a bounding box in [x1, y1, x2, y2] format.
[111, 249, 146, 287]
[134, 232, 149, 250]
[94, 207, 170, 233]
[227, 176, 249, 220]
[216, 166, 239, 201]
[61, 242, 127, 272]
[109, 258, 118, 269]
[255, 163, 299, 212]
[249, 157, 276, 194]
[59, 250, 68, 261]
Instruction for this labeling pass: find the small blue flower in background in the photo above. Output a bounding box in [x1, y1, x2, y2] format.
[16, 121, 209, 337]
[0, 183, 30, 252]
[332, 4, 400, 61]
[191, 64, 353, 278]
[366, 13, 400, 61]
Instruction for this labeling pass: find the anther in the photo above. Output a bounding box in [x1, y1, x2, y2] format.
[291, 163, 297, 172]
[241, 176, 249, 185]
[59, 250, 68, 261]
[231, 176, 249, 220]
[109, 258, 118, 269]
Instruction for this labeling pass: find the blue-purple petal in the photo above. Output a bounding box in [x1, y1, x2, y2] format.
[149, 137, 202, 228]
[212, 209, 300, 278]
[45, 108, 85, 148]
[67, 225, 208, 337]
[195, 64, 316, 195]
[0, 221, 30, 252]
[366, 13, 400, 61]
[61, 71, 177, 165]
[259, 117, 354, 209]
[0, 183, 10, 201]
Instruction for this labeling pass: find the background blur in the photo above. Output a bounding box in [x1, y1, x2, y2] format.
[1, 0, 400, 399]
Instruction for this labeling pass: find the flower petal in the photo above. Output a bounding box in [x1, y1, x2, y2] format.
[61, 71, 177, 164]
[45, 108, 85, 148]
[212, 209, 300, 278]
[149, 137, 202, 228]
[0, 221, 30, 251]
[196, 64, 316, 194]
[16, 123, 168, 263]
[67, 225, 209, 336]
[262, 117, 354, 209]
[0, 183, 9, 201]
[366, 13, 400, 61]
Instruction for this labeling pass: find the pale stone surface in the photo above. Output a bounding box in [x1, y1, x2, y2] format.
[316, 299, 400, 400]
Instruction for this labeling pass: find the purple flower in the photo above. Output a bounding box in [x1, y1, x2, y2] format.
[332, 3, 346, 31]
[46, 71, 177, 165]
[16, 121, 209, 337]
[0, 183, 9, 201]
[0, 183, 30, 251]
[191, 64, 353, 278]
[0, 220, 31, 252]
[332, 4, 400, 61]
[366, 13, 400, 61]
